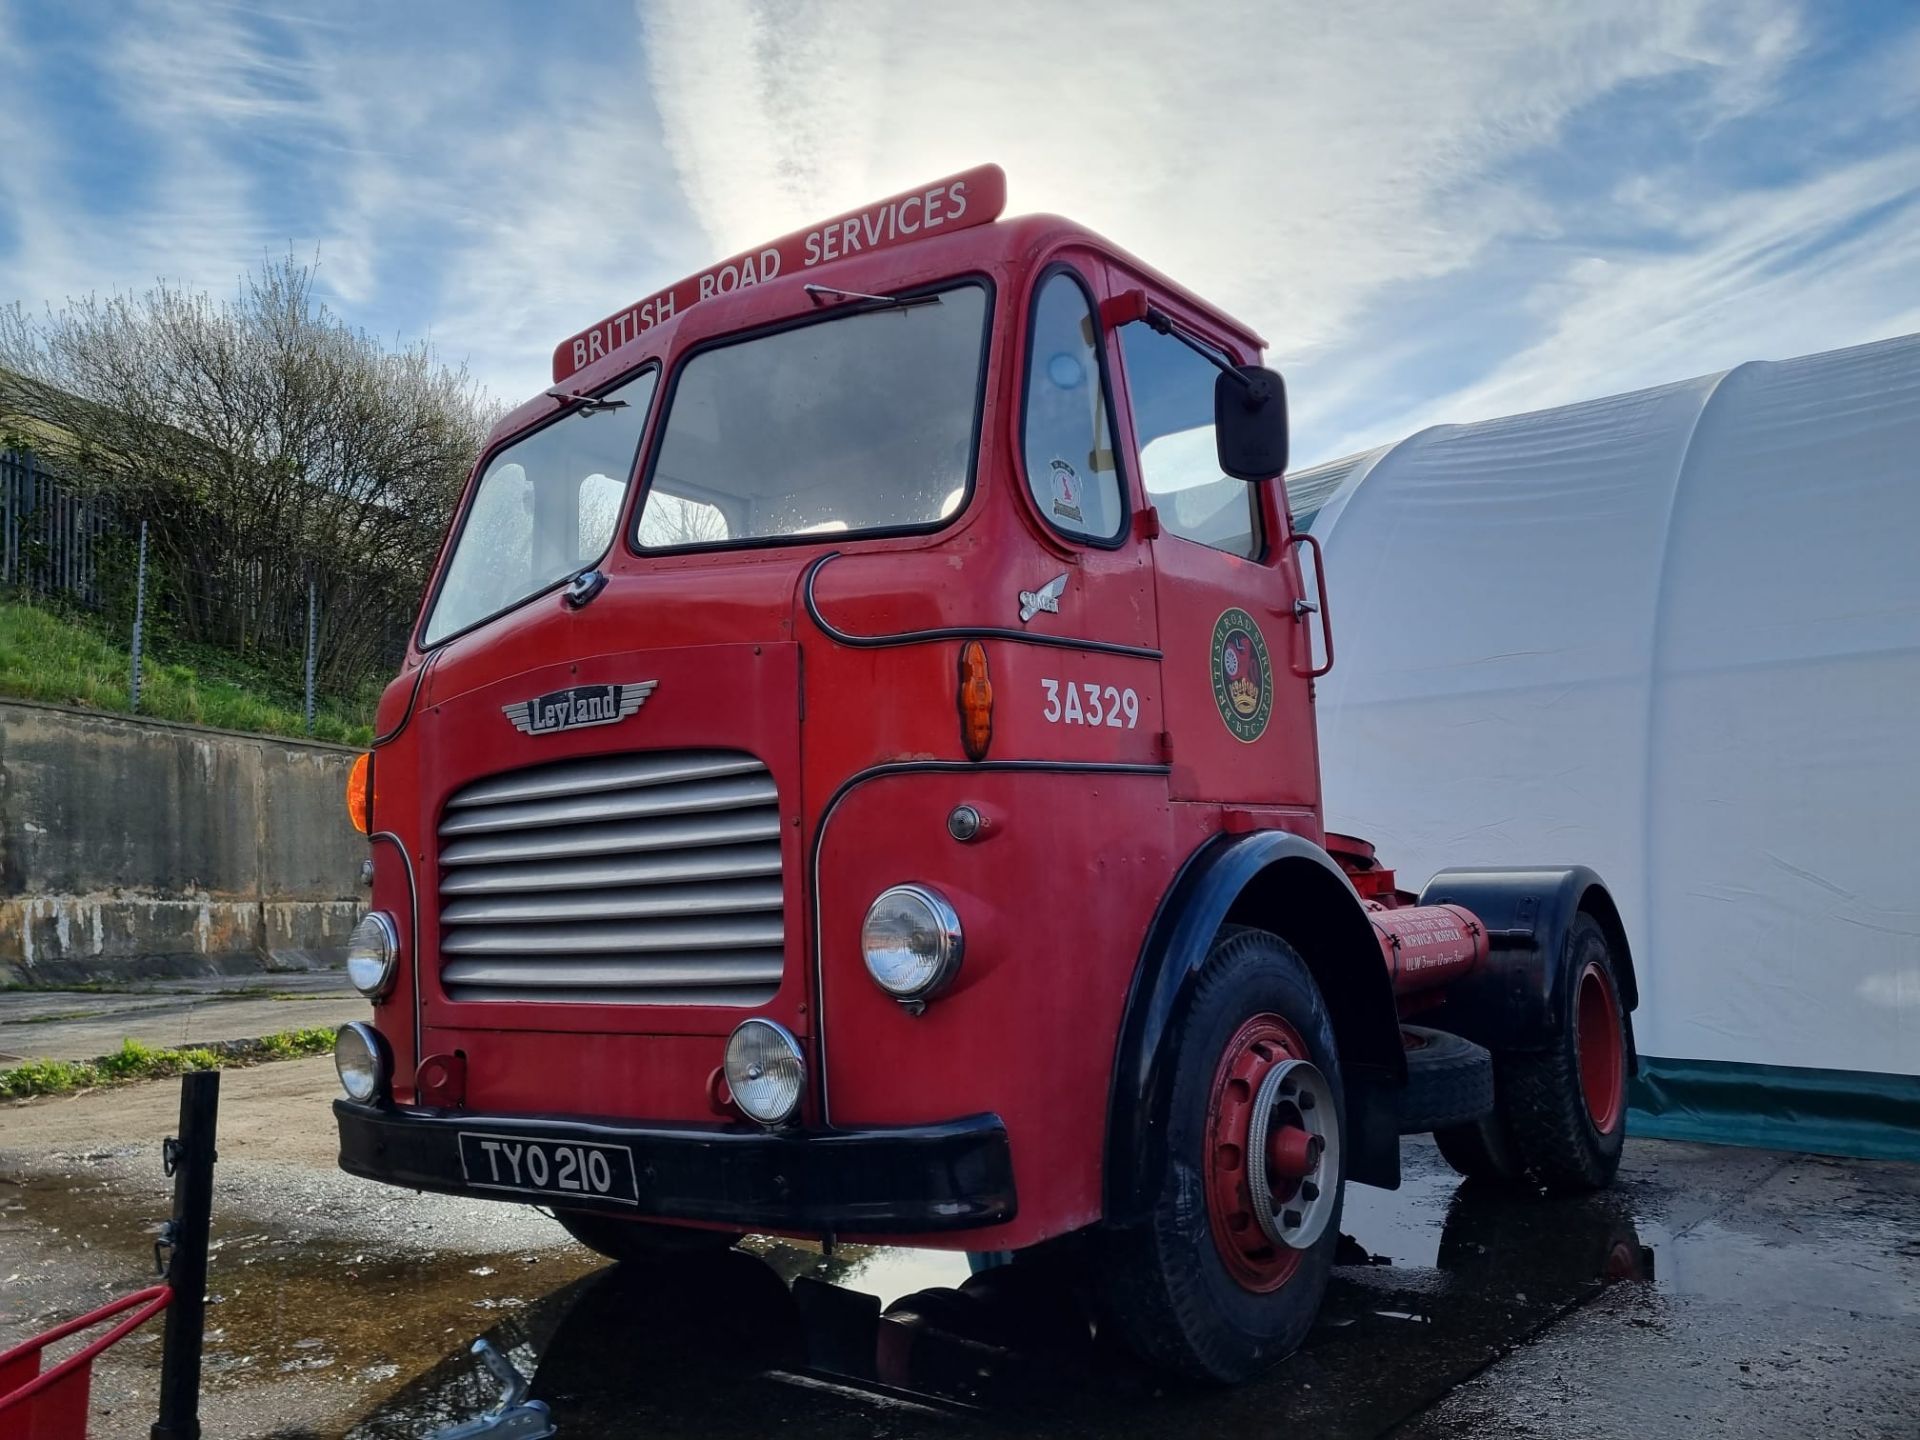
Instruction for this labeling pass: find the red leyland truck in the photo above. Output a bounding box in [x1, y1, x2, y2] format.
[333, 164, 1638, 1382]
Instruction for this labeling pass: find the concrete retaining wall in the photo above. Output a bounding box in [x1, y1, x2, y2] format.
[0, 699, 366, 984]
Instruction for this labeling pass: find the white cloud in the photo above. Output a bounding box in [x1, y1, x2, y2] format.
[1323, 148, 1920, 455]
[636, 0, 1920, 465]
[639, 0, 1804, 362]
[1, 2, 333, 317]
[0, 0, 702, 402]
[5, 0, 1915, 447]
[423, 95, 703, 402]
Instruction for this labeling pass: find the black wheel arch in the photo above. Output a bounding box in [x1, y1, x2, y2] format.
[1104, 830, 1407, 1224]
[1416, 866, 1639, 1064]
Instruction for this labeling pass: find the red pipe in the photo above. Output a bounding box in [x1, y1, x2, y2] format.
[1367, 902, 1488, 995]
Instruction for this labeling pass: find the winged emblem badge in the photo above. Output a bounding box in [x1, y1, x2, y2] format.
[503, 680, 656, 736]
[1018, 573, 1069, 624]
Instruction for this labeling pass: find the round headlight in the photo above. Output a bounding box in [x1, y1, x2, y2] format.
[334, 1021, 389, 1104]
[346, 911, 399, 999]
[724, 1019, 805, 1126]
[861, 884, 963, 1002]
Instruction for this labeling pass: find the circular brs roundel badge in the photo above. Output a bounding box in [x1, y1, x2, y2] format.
[1210, 607, 1273, 743]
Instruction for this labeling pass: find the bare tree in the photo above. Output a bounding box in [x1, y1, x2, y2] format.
[0, 256, 497, 692]
[636, 491, 729, 548]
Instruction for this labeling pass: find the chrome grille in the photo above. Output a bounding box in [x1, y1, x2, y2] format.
[437, 750, 784, 1005]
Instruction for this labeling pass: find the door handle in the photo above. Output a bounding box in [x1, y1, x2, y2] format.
[1287, 532, 1333, 678]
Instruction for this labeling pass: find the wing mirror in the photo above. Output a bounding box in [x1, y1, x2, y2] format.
[1101, 289, 1288, 481]
[1215, 365, 1288, 480]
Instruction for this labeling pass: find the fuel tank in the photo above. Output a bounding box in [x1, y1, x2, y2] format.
[1365, 901, 1489, 995]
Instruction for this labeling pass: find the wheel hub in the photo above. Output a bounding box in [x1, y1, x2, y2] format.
[1204, 1015, 1340, 1293]
[1575, 961, 1625, 1134]
[1245, 1059, 1341, 1250]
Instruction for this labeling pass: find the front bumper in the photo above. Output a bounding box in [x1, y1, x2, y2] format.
[334, 1100, 1017, 1234]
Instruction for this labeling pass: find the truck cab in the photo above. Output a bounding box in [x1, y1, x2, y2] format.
[334, 165, 1637, 1382]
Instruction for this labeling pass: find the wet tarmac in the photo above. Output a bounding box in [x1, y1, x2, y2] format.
[7, 1091, 1917, 1440]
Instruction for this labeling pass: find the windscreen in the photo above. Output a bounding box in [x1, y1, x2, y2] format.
[635, 283, 988, 549]
[423, 370, 658, 645]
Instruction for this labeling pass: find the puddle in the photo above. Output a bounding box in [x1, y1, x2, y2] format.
[740, 1234, 974, 1305]
[1651, 1217, 1916, 1317]
[4, 1146, 1664, 1440]
[1334, 1153, 1462, 1266]
[0, 1166, 602, 1432]
[332, 1152, 1658, 1440]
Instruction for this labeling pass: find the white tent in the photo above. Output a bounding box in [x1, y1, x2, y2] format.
[1294, 332, 1920, 1146]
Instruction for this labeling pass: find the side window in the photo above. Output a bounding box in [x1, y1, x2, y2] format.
[1120, 322, 1261, 558]
[636, 491, 729, 547]
[578, 471, 628, 556]
[1022, 272, 1124, 543]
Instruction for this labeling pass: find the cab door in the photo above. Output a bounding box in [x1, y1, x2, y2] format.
[1104, 283, 1321, 812]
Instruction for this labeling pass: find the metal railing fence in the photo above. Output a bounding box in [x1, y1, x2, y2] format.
[1, 448, 412, 730]
[0, 449, 121, 610]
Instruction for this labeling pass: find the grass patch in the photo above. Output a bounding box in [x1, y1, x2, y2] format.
[0, 601, 377, 745]
[0, 1056, 102, 1096]
[0, 1027, 339, 1099]
[254, 1026, 337, 1059]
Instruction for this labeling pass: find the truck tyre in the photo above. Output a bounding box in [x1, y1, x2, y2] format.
[554, 1210, 741, 1264]
[1395, 1026, 1494, 1134]
[1495, 911, 1629, 1193]
[1098, 925, 1345, 1383]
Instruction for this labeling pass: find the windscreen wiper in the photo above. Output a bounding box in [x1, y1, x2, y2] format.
[803, 283, 943, 312]
[543, 387, 629, 414]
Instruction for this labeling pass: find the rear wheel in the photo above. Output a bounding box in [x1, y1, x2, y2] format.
[554, 1210, 742, 1264]
[1489, 912, 1629, 1192]
[1097, 926, 1345, 1383]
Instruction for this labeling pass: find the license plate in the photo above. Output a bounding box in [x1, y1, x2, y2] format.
[456, 1131, 640, 1206]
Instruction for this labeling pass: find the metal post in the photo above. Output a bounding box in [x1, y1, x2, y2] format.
[304, 577, 318, 734]
[4, 451, 14, 584]
[130, 518, 149, 710]
[151, 1070, 218, 1440]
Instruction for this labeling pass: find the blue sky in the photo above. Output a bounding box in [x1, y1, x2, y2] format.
[2, 0, 1916, 466]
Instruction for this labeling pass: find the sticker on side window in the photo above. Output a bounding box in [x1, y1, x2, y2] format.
[1048, 458, 1084, 522]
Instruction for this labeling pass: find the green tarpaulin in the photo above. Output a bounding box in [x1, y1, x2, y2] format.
[1631, 1057, 1920, 1163]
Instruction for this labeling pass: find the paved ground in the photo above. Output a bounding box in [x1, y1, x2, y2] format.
[2, 1059, 1916, 1439]
[0, 971, 365, 1064]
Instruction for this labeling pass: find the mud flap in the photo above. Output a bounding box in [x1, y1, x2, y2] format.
[1415, 867, 1637, 1058]
[1342, 1065, 1402, 1186]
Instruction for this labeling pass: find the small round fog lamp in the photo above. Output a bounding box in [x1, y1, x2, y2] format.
[334, 1022, 389, 1104]
[724, 1019, 805, 1127]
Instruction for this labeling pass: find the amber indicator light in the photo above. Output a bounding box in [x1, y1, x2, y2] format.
[957, 641, 994, 761]
[346, 752, 373, 834]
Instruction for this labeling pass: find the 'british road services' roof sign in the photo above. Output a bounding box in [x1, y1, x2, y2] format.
[551, 163, 1008, 383]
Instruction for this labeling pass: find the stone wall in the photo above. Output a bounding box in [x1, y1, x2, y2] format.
[0, 699, 367, 983]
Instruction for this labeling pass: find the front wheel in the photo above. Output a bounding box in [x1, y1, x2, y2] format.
[554, 1210, 742, 1264]
[1097, 926, 1345, 1383]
